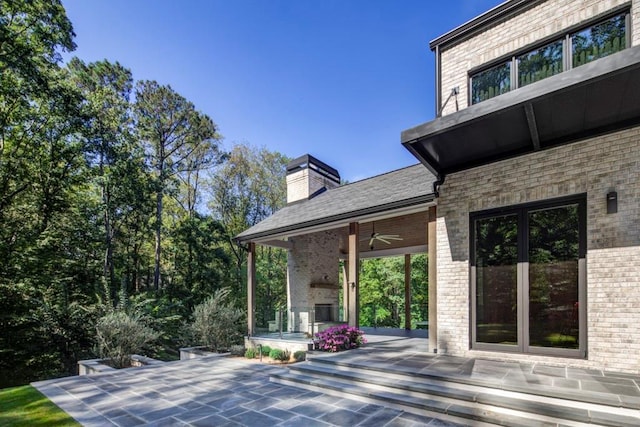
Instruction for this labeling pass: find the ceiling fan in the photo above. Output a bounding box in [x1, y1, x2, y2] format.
[361, 222, 402, 250]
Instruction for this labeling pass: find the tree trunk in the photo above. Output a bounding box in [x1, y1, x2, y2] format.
[153, 186, 162, 291]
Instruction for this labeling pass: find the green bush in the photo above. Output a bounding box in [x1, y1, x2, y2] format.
[259, 345, 271, 356]
[244, 348, 257, 359]
[191, 288, 245, 352]
[269, 348, 290, 362]
[230, 344, 245, 356]
[293, 350, 306, 362]
[95, 311, 159, 369]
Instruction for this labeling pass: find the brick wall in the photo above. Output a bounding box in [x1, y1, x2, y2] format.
[437, 127, 640, 372]
[287, 230, 340, 332]
[439, 0, 640, 116]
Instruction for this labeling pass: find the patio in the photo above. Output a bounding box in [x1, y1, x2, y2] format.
[32, 331, 640, 426]
[32, 332, 459, 427]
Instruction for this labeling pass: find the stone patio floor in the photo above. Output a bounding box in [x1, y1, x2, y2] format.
[33, 347, 463, 426]
[32, 330, 640, 426]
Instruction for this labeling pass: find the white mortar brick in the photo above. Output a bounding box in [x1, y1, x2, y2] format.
[439, 0, 639, 116]
[437, 127, 640, 373]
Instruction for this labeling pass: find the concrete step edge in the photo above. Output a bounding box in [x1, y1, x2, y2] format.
[271, 371, 600, 427]
[274, 369, 640, 427]
[305, 355, 628, 410]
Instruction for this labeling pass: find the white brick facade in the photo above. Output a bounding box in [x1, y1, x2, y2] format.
[437, 127, 640, 372]
[439, 0, 640, 116]
[287, 230, 340, 333]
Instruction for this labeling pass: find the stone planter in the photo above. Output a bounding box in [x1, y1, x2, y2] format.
[78, 354, 163, 375]
[179, 346, 231, 360]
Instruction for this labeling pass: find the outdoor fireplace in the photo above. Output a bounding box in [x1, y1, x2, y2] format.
[314, 304, 336, 322]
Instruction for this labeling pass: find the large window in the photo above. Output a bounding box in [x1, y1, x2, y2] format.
[471, 197, 586, 357]
[469, 11, 628, 104]
[471, 61, 511, 105]
[517, 40, 563, 88]
[572, 14, 627, 67]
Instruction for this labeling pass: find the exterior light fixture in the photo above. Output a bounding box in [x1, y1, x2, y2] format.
[606, 191, 617, 214]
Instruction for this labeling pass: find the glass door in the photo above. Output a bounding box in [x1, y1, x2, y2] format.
[473, 214, 519, 348]
[472, 197, 585, 356]
[527, 205, 580, 351]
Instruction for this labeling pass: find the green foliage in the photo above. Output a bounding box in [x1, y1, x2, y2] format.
[293, 350, 306, 362]
[259, 345, 271, 356]
[95, 311, 159, 369]
[268, 348, 290, 362]
[0, 1, 288, 387]
[230, 344, 245, 356]
[244, 348, 257, 359]
[190, 288, 245, 352]
[0, 385, 80, 427]
[358, 255, 428, 328]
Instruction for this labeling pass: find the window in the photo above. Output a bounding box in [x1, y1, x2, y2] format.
[572, 14, 626, 68]
[471, 197, 586, 357]
[471, 61, 511, 104]
[469, 11, 628, 105]
[517, 40, 563, 88]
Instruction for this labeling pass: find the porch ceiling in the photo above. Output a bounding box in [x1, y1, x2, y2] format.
[338, 211, 429, 258]
[402, 45, 640, 177]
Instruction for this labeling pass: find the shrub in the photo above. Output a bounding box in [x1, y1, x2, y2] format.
[191, 288, 245, 352]
[314, 325, 366, 352]
[244, 348, 257, 359]
[293, 350, 306, 362]
[269, 348, 290, 362]
[230, 344, 245, 356]
[259, 345, 271, 356]
[95, 311, 160, 369]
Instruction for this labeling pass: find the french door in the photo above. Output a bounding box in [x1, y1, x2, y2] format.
[471, 196, 586, 357]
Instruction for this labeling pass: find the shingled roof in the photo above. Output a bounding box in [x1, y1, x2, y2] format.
[236, 164, 436, 242]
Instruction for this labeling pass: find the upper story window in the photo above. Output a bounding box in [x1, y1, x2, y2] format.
[470, 11, 628, 105]
[517, 39, 563, 88]
[471, 61, 511, 104]
[572, 14, 627, 67]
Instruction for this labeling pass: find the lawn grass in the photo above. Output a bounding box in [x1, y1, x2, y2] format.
[0, 385, 80, 427]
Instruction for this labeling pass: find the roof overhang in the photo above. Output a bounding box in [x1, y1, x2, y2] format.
[402, 45, 640, 177]
[238, 196, 435, 245]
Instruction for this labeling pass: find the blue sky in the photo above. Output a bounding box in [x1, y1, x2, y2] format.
[62, 0, 503, 182]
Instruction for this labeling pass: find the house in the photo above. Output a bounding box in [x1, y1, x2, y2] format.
[238, 0, 640, 373]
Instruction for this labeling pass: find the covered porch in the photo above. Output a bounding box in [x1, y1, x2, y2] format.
[235, 159, 440, 352]
[244, 207, 438, 350]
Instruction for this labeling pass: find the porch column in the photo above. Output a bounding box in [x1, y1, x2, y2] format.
[342, 261, 349, 323]
[428, 206, 437, 353]
[404, 254, 411, 330]
[348, 222, 360, 327]
[247, 242, 256, 336]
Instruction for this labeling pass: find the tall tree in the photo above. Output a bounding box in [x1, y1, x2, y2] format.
[134, 81, 221, 291]
[209, 144, 289, 311]
[67, 58, 138, 297]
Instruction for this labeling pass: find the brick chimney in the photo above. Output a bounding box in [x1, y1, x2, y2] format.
[286, 155, 340, 204]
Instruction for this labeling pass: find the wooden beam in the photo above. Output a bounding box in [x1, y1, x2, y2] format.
[428, 206, 437, 353]
[247, 242, 256, 336]
[348, 222, 360, 328]
[404, 254, 411, 330]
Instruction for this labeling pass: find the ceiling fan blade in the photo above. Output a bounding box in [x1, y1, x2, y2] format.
[377, 237, 392, 244]
[379, 235, 403, 241]
[369, 238, 375, 247]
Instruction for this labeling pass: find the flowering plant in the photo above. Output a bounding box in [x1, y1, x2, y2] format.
[314, 324, 366, 352]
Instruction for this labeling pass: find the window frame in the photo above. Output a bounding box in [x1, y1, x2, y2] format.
[467, 7, 631, 105]
[469, 195, 587, 358]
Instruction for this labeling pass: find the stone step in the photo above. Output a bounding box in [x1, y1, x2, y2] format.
[306, 354, 637, 410]
[270, 360, 640, 427]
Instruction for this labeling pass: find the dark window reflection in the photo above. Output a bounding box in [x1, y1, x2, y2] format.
[572, 14, 626, 68]
[475, 214, 518, 345]
[528, 205, 579, 348]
